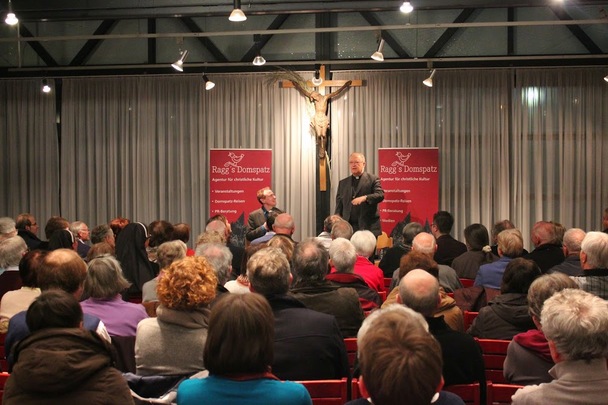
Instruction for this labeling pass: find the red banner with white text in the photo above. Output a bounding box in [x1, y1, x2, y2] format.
[378, 148, 439, 239]
[209, 149, 272, 244]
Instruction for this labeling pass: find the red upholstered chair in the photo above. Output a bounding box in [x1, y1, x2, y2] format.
[488, 382, 524, 405]
[383, 278, 392, 290]
[351, 378, 361, 400]
[0, 371, 10, 405]
[476, 338, 510, 384]
[444, 382, 481, 405]
[464, 311, 479, 331]
[0, 333, 7, 372]
[460, 278, 475, 288]
[297, 378, 348, 405]
[343, 338, 358, 375]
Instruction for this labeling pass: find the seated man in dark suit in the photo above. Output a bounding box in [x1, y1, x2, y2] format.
[247, 246, 349, 381]
[524, 221, 565, 273]
[289, 238, 364, 337]
[432, 211, 467, 266]
[246, 186, 283, 242]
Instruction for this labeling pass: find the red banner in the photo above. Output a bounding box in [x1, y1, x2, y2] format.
[378, 148, 439, 238]
[209, 149, 272, 241]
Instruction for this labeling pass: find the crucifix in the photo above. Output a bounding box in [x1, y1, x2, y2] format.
[280, 65, 364, 191]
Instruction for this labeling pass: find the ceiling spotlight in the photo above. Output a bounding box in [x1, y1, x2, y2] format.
[171, 50, 188, 72]
[229, 0, 247, 22]
[203, 74, 215, 90]
[252, 54, 266, 66]
[42, 79, 51, 93]
[604, 75, 608, 83]
[371, 39, 385, 62]
[423, 69, 436, 87]
[5, 0, 17, 25]
[400, 1, 414, 13]
[311, 69, 323, 86]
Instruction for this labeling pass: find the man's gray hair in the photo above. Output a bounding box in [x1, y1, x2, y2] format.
[91, 224, 113, 244]
[195, 243, 233, 285]
[205, 220, 227, 238]
[580, 231, 608, 268]
[330, 220, 353, 240]
[350, 230, 377, 257]
[157, 240, 187, 269]
[412, 232, 436, 255]
[527, 273, 578, 320]
[0, 217, 17, 240]
[329, 238, 357, 273]
[292, 238, 329, 285]
[541, 288, 608, 361]
[247, 247, 291, 295]
[70, 221, 87, 235]
[402, 222, 423, 245]
[562, 228, 586, 254]
[0, 236, 27, 268]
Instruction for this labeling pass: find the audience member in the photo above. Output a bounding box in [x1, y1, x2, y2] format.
[384, 251, 464, 332]
[173, 222, 195, 256]
[147, 220, 175, 263]
[316, 214, 343, 250]
[267, 234, 296, 262]
[335, 152, 384, 237]
[511, 289, 608, 404]
[142, 240, 187, 302]
[571, 231, 608, 299]
[0, 217, 18, 242]
[205, 218, 244, 276]
[523, 221, 565, 273]
[475, 228, 524, 289]
[504, 273, 578, 385]
[109, 216, 130, 238]
[43, 216, 70, 244]
[345, 305, 465, 405]
[378, 221, 423, 278]
[246, 186, 283, 242]
[248, 246, 349, 381]
[431, 210, 467, 266]
[251, 211, 279, 245]
[5, 249, 111, 370]
[603, 207, 608, 233]
[70, 221, 91, 258]
[289, 238, 364, 337]
[195, 230, 225, 246]
[48, 229, 77, 251]
[15, 213, 42, 250]
[452, 223, 498, 279]
[0, 235, 28, 299]
[468, 258, 540, 339]
[80, 255, 148, 336]
[176, 293, 312, 405]
[490, 219, 529, 257]
[3, 290, 134, 405]
[0, 250, 44, 333]
[195, 242, 233, 302]
[547, 228, 585, 276]
[115, 222, 159, 296]
[403, 232, 462, 292]
[399, 270, 486, 402]
[85, 241, 115, 262]
[225, 244, 266, 295]
[345, 230, 385, 293]
[90, 224, 116, 248]
[330, 219, 354, 240]
[270, 213, 297, 241]
[327, 238, 382, 311]
[135, 256, 216, 376]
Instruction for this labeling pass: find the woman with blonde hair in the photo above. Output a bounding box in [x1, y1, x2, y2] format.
[135, 256, 217, 377]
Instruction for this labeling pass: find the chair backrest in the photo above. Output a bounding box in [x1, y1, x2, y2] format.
[383, 277, 392, 290]
[343, 338, 358, 374]
[488, 383, 524, 405]
[459, 278, 475, 288]
[111, 335, 137, 374]
[351, 378, 361, 400]
[0, 371, 10, 405]
[297, 378, 348, 405]
[476, 338, 510, 384]
[444, 382, 481, 405]
[464, 311, 479, 331]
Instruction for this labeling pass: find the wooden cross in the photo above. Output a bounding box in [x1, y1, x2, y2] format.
[280, 65, 365, 191]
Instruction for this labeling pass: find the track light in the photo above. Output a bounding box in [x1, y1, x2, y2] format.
[203, 74, 215, 90]
[423, 69, 436, 87]
[400, 1, 414, 13]
[371, 39, 385, 62]
[252, 35, 266, 66]
[41, 79, 51, 93]
[229, 0, 247, 22]
[171, 50, 188, 72]
[604, 75, 608, 83]
[252, 54, 266, 66]
[311, 69, 323, 86]
[5, 0, 17, 25]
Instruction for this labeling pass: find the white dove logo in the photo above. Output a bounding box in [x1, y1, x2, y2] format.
[225, 152, 245, 168]
[392, 152, 412, 167]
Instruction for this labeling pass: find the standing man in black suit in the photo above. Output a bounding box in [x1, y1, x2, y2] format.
[246, 187, 283, 242]
[335, 152, 384, 237]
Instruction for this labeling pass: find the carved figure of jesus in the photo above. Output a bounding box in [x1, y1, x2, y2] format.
[292, 80, 352, 158]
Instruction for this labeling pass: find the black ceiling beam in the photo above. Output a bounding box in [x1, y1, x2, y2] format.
[148, 18, 156, 64]
[18, 25, 58, 67]
[179, 17, 228, 62]
[507, 8, 514, 55]
[69, 19, 118, 66]
[241, 14, 290, 63]
[359, 12, 410, 58]
[550, 6, 602, 54]
[316, 13, 333, 61]
[424, 8, 475, 58]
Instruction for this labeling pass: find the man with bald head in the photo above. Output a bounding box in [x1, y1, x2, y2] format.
[548, 228, 585, 276]
[524, 221, 565, 273]
[272, 213, 296, 241]
[335, 152, 384, 237]
[5, 249, 110, 370]
[399, 269, 485, 402]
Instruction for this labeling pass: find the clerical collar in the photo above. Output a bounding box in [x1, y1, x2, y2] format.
[353, 175, 360, 180]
